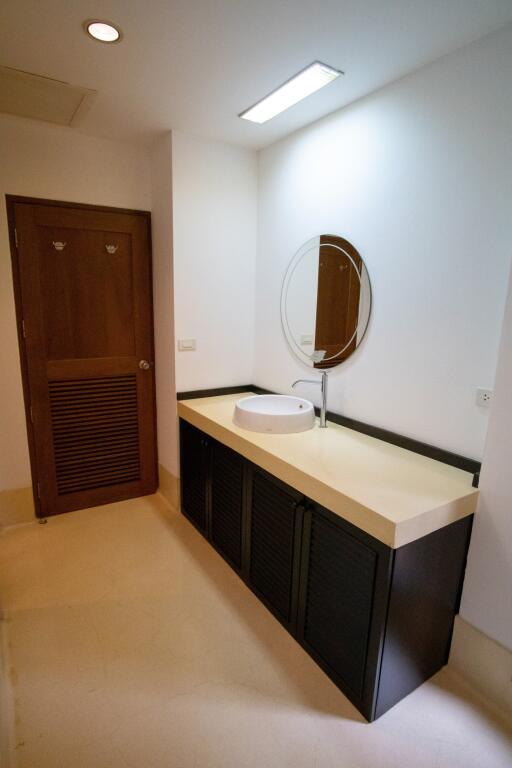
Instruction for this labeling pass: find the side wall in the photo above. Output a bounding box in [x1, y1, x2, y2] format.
[150, 132, 179, 487]
[450, 289, 512, 703]
[0, 115, 151, 522]
[172, 131, 258, 393]
[255, 24, 512, 461]
[458, 260, 512, 652]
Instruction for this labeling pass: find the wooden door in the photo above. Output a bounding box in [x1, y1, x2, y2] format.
[8, 196, 157, 518]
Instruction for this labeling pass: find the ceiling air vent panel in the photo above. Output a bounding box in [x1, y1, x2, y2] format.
[0, 66, 96, 126]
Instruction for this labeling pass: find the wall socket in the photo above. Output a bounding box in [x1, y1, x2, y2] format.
[476, 388, 493, 408]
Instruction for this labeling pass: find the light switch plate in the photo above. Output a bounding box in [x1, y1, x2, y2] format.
[178, 338, 196, 351]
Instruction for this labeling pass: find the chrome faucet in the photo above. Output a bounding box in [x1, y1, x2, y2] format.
[292, 371, 328, 428]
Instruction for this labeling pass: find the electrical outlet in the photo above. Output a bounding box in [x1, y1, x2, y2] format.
[476, 388, 492, 408]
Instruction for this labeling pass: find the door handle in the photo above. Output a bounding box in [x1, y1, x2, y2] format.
[139, 360, 153, 370]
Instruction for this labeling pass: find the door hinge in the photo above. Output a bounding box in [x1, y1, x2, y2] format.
[29, 405, 34, 423]
[14, 228, 19, 249]
[37, 483, 41, 499]
[22, 320, 27, 339]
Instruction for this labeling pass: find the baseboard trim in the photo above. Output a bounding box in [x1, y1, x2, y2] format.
[449, 616, 512, 716]
[0, 612, 15, 767]
[158, 464, 180, 510]
[0, 486, 35, 528]
[0, 471, 181, 526]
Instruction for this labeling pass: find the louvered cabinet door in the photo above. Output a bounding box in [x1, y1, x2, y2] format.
[10, 199, 157, 517]
[246, 467, 304, 632]
[179, 421, 209, 534]
[297, 504, 382, 707]
[210, 441, 245, 570]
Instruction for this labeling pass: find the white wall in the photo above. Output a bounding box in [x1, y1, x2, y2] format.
[150, 132, 178, 477]
[0, 115, 151, 494]
[459, 262, 512, 651]
[172, 131, 258, 392]
[255, 24, 512, 460]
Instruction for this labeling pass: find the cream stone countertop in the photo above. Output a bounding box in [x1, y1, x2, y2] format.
[177, 393, 478, 549]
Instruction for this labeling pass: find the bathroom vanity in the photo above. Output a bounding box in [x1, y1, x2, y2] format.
[177, 393, 478, 722]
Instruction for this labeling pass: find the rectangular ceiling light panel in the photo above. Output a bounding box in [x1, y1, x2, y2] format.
[240, 61, 342, 124]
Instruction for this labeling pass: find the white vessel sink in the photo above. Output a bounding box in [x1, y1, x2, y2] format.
[234, 394, 315, 434]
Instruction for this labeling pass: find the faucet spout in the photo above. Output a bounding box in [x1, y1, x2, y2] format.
[292, 371, 328, 428]
[292, 379, 317, 388]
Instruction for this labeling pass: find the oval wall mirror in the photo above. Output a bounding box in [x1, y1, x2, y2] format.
[281, 234, 372, 369]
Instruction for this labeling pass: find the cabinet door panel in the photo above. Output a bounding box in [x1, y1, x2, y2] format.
[179, 421, 209, 534]
[210, 441, 244, 570]
[248, 468, 303, 630]
[299, 507, 377, 699]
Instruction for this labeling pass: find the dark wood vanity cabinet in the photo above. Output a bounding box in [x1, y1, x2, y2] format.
[210, 439, 245, 570]
[180, 421, 245, 571]
[297, 504, 393, 717]
[178, 419, 472, 722]
[246, 467, 304, 632]
[180, 421, 209, 534]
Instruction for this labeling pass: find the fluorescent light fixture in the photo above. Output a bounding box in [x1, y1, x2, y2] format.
[84, 20, 122, 43]
[239, 61, 342, 124]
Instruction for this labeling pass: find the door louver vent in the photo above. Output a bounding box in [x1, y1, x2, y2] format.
[49, 375, 140, 495]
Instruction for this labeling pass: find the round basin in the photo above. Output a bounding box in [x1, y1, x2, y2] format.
[234, 395, 315, 434]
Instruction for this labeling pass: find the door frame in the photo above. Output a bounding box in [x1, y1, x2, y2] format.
[6, 194, 156, 518]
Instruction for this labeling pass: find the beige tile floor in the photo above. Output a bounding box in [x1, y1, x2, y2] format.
[0, 494, 510, 768]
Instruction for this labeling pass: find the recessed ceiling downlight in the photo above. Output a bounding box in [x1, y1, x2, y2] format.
[84, 20, 122, 43]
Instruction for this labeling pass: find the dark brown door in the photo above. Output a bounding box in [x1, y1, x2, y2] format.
[8, 197, 157, 517]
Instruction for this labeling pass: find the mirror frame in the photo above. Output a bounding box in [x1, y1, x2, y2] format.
[280, 234, 372, 369]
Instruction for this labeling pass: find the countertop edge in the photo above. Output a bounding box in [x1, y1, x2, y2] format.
[177, 399, 478, 549]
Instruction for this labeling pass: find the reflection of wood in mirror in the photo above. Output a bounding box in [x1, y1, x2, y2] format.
[314, 235, 362, 369]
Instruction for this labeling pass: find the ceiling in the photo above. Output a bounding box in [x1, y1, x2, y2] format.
[1, 0, 511, 149]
